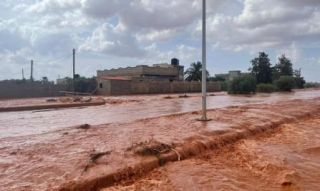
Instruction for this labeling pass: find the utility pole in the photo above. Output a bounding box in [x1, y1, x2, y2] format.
[22, 68, 25, 80]
[201, 0, 208, 121]
[73, 48, 76, 92]
[30, 60, 34, 81]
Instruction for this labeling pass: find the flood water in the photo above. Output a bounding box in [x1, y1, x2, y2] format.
[104, 117, 320, 191]
[0, 89, 319, 139]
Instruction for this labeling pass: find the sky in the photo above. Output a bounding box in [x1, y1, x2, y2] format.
[0, 0, 319, 82]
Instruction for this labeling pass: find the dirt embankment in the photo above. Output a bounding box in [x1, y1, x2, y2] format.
[0, 97, 106, 112]
[1, 98, 320, 191]
[105, 116, 320, 191]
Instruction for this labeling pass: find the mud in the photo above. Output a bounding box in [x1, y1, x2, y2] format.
[104, 117, 320, 191]
[1, 96, 320, 190]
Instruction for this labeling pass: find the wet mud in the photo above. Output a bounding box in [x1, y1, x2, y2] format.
[1, 96, 320, 190]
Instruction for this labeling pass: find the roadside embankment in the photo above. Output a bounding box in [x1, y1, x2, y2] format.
[0, 98, 320, 191]
[0, 97, 106, 112]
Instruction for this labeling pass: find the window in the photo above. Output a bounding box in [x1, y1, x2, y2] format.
[99, 83, 103, 88]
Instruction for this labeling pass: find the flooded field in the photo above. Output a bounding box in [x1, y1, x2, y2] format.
[0, 89, 319, 138]
[105, 117, 320, 191]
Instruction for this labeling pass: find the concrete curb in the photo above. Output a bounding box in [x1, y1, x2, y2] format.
[59, 110, 316, 191]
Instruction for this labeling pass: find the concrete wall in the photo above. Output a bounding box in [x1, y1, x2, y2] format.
[97, 66, 144, 77]
[97, 65, 182, 80]
[111, 80, 131, 95]
[0, 81, 65, 99]
[97, 79, 221, 96]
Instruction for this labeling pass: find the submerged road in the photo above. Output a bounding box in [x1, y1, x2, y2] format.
[0, 89, 319, 138]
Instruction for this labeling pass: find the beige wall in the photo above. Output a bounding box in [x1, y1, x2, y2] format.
[0, 81, 64, 99]
[97, 79, 221, 96]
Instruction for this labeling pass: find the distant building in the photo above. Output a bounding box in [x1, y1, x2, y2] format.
[215, 70, 250, 81]
[56, 77, 72, 85]
[96, 58, 221, 96]
[97, 58, 184, 82]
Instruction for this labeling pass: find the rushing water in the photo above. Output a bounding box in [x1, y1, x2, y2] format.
[0, 89, 319, 138]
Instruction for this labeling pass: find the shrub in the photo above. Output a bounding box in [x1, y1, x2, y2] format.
[221, 81, 229, 91]
[275, 76, 295, 91]
[257, 83, 276, 93]
[305, 82, 320, 88]
[294, 77, 306, 89]
[228, 75, 256, 94]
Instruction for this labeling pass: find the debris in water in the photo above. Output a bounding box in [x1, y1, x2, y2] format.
[90, 151, 111, 163]
[78, 124, 90, 130]
[179, 95, 189, 98]
[129, 140, 173, 156]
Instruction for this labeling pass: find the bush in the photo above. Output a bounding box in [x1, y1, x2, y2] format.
[294, 77, 306, 89]
[275, 76, 295, 91]
[304, 82, 320, 88]
[257, 83, 276, 93]
[221, 81, 229, 91]
[228, 75, 256, 94]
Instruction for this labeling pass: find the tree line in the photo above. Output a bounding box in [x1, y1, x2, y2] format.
[184, 52, 307, 94]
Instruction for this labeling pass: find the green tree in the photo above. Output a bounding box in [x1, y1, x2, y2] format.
[275, 76, 295, 91]
[273, 55, 293, 80]
[228, 75, 256, 94]
[293, 69, 305, 89]
[250, 52, 273, 84]
[185, 62, 209, 81]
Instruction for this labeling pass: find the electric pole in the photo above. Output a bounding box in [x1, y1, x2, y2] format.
[201, 0, 208, 121]
[73, 48, 76, 92]
[30, 60, 34, 81]
[22, 68, 25, 80]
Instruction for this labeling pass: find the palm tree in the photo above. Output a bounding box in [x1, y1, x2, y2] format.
[184, 61, 209, 81]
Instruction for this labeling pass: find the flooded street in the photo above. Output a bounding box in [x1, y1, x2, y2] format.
[0, 89, 319, 138]
[0, 96, 320, 191]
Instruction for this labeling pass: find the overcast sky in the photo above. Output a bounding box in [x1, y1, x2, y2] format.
[0, 0, 319, 81]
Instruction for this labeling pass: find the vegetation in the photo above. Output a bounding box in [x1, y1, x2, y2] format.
[250, 52, 273, 84]
[228, 75, 256, 94]
[305, 82, 320, 88]
[221, 81, 229, 91]
[63, 76, 97, 93]
[293, 69, 306, 89]
[256, 83, 276, 93]
[273, 55, 293, 80]
[275, 76, 295, 91]
[185, 62, 209, 82]
[184, 53, 309, 94]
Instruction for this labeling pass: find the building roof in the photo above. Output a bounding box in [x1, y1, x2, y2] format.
[99, 76, 131, 81]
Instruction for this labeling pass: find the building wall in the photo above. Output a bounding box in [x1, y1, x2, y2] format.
[0, 81, 65, 99]
[97, 65, 183, 81]
[97, 66, 144, 78]
[97, 79, 221, 96]
[97, 79, 111, 95]
[111, 80, 131, 95]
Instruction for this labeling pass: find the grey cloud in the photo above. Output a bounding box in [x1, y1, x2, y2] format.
[0, 29, 29, 52]
[79, 23, 145, 57]
[81, 0, 129, 19]
[33, 32, 76, 56]
[205, 0, 320, 51]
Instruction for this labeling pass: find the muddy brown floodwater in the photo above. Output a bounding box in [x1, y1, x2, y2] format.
[0, 89, 319, 138]
[104, 116, 320, 191]
[0, 94, 320, 191]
